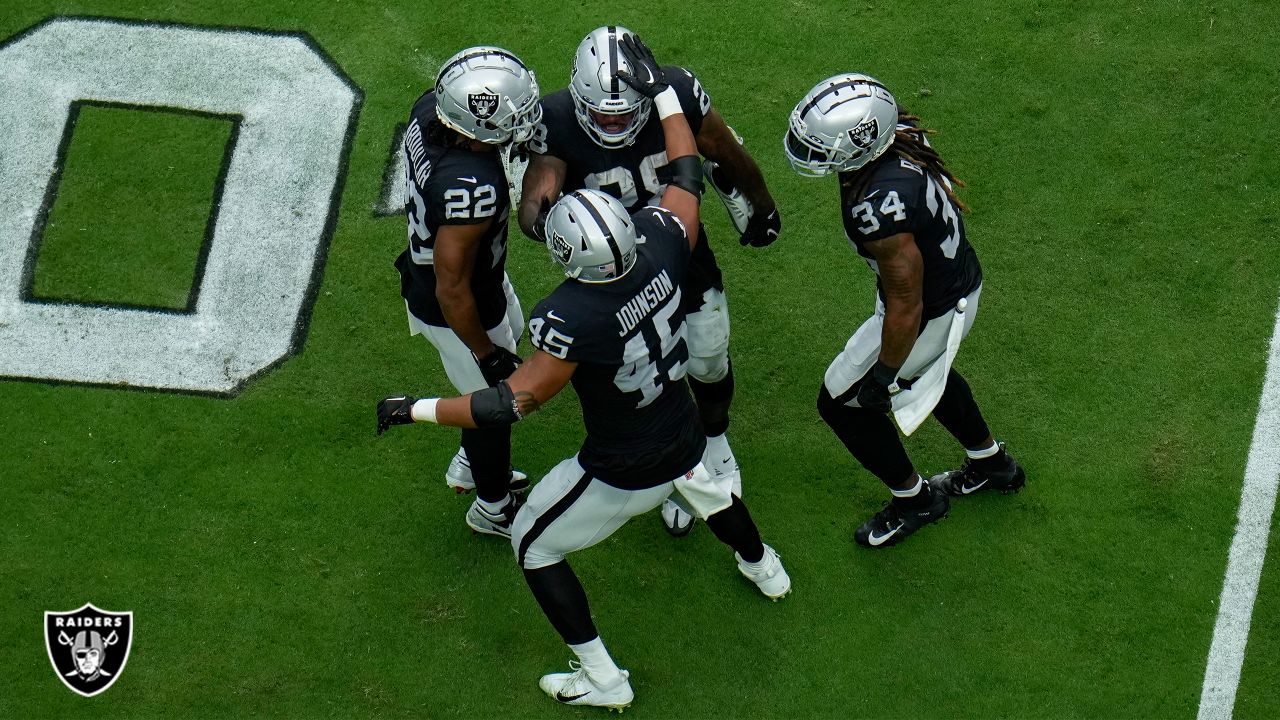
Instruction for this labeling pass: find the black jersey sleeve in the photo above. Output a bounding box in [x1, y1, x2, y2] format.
[529, 90, 575, 159]
[664, 66, 711, 136]
[424, 159, 507, 228]
[841, 159, 928, 246]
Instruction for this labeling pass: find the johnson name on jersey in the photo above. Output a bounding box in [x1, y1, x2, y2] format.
[396, 90, 512, 328]
[840, 151, 982, 320]
[528, 207, 705, 489]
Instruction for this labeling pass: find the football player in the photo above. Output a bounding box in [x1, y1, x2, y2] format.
[518, 25, 782, 537]
[379, 35, 790, 710]
[784, 74, 1025, 548]
[393, 47, 541, 537]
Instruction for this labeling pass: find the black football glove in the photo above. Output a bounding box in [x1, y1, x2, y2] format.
[476, 346, 522, 386]
[740, 207, 781, 247]
[855, 361, 898, 413]
[377, 395, 417, 436]
[615, 34, 668, 99]
[530, 196, 552, 244]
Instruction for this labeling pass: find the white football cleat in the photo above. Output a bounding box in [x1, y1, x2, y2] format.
[445, 449, 528, 494]
[660, 499, 696, 537]
[465, 497, 519, 538]
[703, 158, 752, 234]
[736, 544, 791, 601]
[539, 662, 634, 711]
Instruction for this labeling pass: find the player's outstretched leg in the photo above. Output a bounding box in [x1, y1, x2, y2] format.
[524, 562, 634, 710]
[816, 384, 949, 548]
[705, 496, 791, 599]
[459, 426, 526, 537]
[928, 369, 1025, 496]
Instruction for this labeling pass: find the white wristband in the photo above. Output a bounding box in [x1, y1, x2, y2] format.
[653, 87, 682, 120]
[411, 398, 440, 424]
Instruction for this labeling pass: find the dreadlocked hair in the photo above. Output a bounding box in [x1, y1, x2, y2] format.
[842, 110, 969, 213]
[424, 116, 471, 150]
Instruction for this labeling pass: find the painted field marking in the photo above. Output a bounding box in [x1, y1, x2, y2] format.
[1198, 297, 1280, 719]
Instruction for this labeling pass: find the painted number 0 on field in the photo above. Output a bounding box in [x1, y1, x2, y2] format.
[0, 18, 359, 394]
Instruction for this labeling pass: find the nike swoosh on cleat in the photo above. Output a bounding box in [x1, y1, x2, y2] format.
[556, 691, 591, 702]
[867, 522, 904, 546]
[961, 479, 988, 494]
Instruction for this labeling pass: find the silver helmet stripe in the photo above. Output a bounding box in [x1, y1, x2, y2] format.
[570, 191, 624, 272]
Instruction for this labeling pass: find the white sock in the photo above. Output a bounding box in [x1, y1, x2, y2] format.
[705, 433, 733, 465]
[568, 637, 623, 684]
[966, 441, 1000, 460]
[891, 474, 924, 498]
[477, 496, 509, 515]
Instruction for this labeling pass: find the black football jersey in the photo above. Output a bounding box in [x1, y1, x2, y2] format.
[528, 207, 705, 489]
[395, 91, 512, 329]
[840, 145, 983, 320]
[532, 67, 723, 310]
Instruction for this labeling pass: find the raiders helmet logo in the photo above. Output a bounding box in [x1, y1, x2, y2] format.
[468, 93, 499, 119]
[45, 603, 133, 697]
[549, 230, 573, 264]
[847, 117, 879, 150]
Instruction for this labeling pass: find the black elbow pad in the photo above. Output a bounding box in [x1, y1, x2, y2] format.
[470, 381, 523, 427]
[668, 155, 705, 199]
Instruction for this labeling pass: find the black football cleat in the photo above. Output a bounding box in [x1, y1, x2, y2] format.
[854, 488, 950, 549]
[931, 445, 1026, 497]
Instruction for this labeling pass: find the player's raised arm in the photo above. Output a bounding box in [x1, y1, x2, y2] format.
[615, 34, 702, 248]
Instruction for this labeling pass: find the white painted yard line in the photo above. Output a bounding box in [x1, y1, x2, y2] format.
[1198, 298, 1280, 720]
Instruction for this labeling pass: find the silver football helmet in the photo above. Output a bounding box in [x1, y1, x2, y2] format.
[435, 46, 542, 145]
[784, 74, 898, 177]
[569, 26, 651, 148]
[544, 190, 638, 283]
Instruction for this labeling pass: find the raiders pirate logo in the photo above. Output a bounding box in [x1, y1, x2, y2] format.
[847, 117, 879, 149]
[549, 230, 573, 264]
[45, 603, 133, 697]
[468, 93, 499, 119]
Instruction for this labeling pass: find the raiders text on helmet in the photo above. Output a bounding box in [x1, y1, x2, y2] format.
[784, 73, 898, 177]
[435, 46, 542, 144]
[544, 190, 638, 283]
[570, 26, 652, 148]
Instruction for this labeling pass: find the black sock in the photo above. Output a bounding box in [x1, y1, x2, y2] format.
[816, 384, 915, 487]
[461, 425, 512, 503]
[705, 496, 765, 563]
[932, 369, 993, 449]
[523, 561, 598, 646]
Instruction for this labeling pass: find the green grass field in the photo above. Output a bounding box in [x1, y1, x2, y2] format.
[2, 1, 1279, 717]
